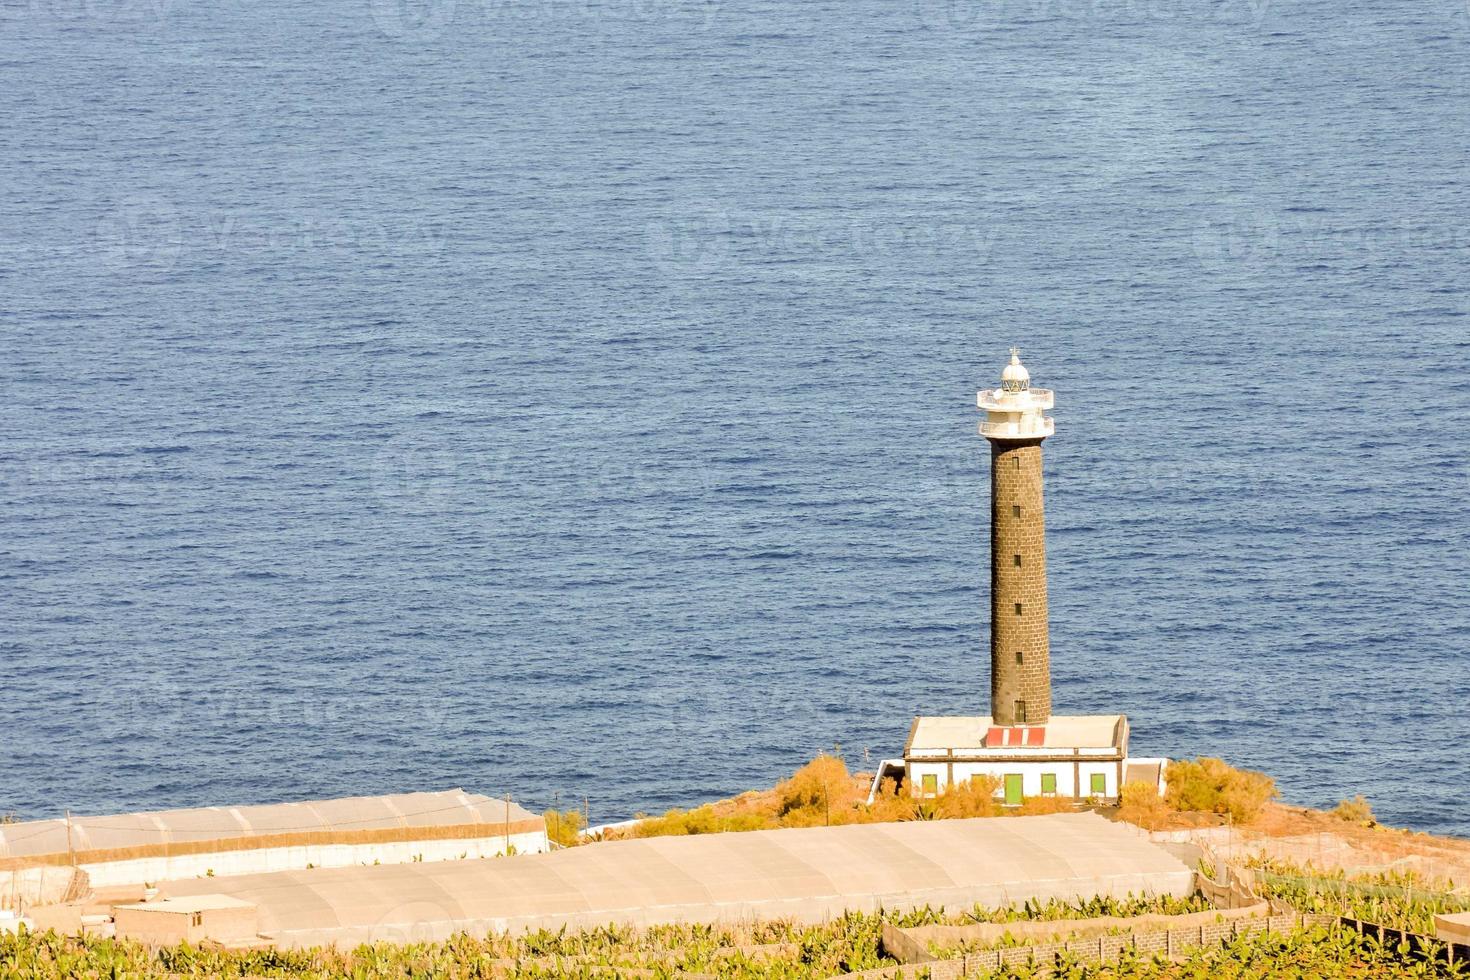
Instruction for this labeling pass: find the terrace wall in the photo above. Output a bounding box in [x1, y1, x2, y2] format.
[861, 912, 1339, 979]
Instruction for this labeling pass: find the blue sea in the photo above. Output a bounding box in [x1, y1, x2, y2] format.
[2, 0, 1468, 836]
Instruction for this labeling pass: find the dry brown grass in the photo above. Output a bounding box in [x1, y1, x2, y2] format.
[1332, 795, 1375, 826]
[619, 755, 871, 837]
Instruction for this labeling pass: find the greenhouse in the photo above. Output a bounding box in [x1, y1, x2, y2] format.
[157, 811, 1194, 948]
[0, 790, 548, 897]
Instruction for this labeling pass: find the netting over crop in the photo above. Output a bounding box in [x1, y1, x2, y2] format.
[0, 791, 538, 862]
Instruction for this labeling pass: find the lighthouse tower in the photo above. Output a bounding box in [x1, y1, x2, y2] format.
[895, 348, 1156, 806]
[978, 349, 1055, 726]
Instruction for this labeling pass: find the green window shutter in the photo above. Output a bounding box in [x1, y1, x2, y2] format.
[921, 774, 938, 796]
[1004, 774, 1023, 806]
[1090, 773, 1107, 796]
[1040, 773, 1057, 795]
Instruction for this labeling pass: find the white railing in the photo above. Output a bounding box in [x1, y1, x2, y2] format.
[978, 388, 1054, 411]
[979, 417, 1054, 439]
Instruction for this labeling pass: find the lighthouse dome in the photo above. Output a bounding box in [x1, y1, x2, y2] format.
[1000, 350, 1030, 393]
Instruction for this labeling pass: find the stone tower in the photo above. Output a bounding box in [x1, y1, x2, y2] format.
[978, 350, 1055, 726]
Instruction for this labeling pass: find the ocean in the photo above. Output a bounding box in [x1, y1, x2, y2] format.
[2, 0, 1468, 836]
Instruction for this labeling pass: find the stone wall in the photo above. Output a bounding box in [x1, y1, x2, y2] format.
[894, 901, 1269, 951]
[856, 912, 1338, 979]
[989, 439, 1050, 725]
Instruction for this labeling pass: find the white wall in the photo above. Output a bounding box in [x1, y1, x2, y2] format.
[78, 830, 550, 888]
[907, 760, 1122, 801]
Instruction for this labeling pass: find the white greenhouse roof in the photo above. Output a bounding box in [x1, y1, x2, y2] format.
[158, 812, 1193, 948]
[0, 791, 538, 862]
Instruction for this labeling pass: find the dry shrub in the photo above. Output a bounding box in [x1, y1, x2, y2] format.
[632, 754, 863, 837]
[1116, 780, 1170, 829]
[1014, 794, 1076, 816]
[1332, 795, 1375, 826]
[775, 754, 860, 823]
[1165, 757, 1278, 824]
[631, 806, 712, 836]
[865, 777, 920, 822]
[632, 806, 774, 837]
[860, 774, 1004, 822]
[630, 755, 1097, 838]
[929, 775, 1002, 819]
[543, 808, 584, 847]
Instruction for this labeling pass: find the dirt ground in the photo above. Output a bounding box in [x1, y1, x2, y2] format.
[1136, 801, 1470, 888]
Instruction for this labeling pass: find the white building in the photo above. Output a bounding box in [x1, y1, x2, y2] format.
[905, 715, 1129, 805]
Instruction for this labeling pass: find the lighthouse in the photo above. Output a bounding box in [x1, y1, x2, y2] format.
[979, 349, 1054, 726]
[886, 349, 1167, 808]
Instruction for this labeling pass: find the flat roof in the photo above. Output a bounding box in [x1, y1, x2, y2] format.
[906, 715, 1126, 754]
[1124, 760, 1164, 786]
[115, 894, 256, 914]
[158, 812, 1193, 948]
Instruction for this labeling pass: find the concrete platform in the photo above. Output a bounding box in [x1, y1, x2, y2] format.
[1436, 911, 1470, 944]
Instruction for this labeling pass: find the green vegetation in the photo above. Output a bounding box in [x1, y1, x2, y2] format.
[890, 892, 1214, 929]
[6, 896, 1465, 978]
[1, 917, 888, 979]
[965, 925, 1470, 979]
[0, 896, 1216, 979]
[0, 898, 1208, 979]
[964, 893, 1214, 924]
[1164, 757, 1278, 823]
[1251, 859, 1470, 934]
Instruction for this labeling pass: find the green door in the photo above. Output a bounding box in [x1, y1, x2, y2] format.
[1004, 774, 1023, 806]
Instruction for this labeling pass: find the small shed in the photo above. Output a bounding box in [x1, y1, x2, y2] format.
[113, 894, 258, 946]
